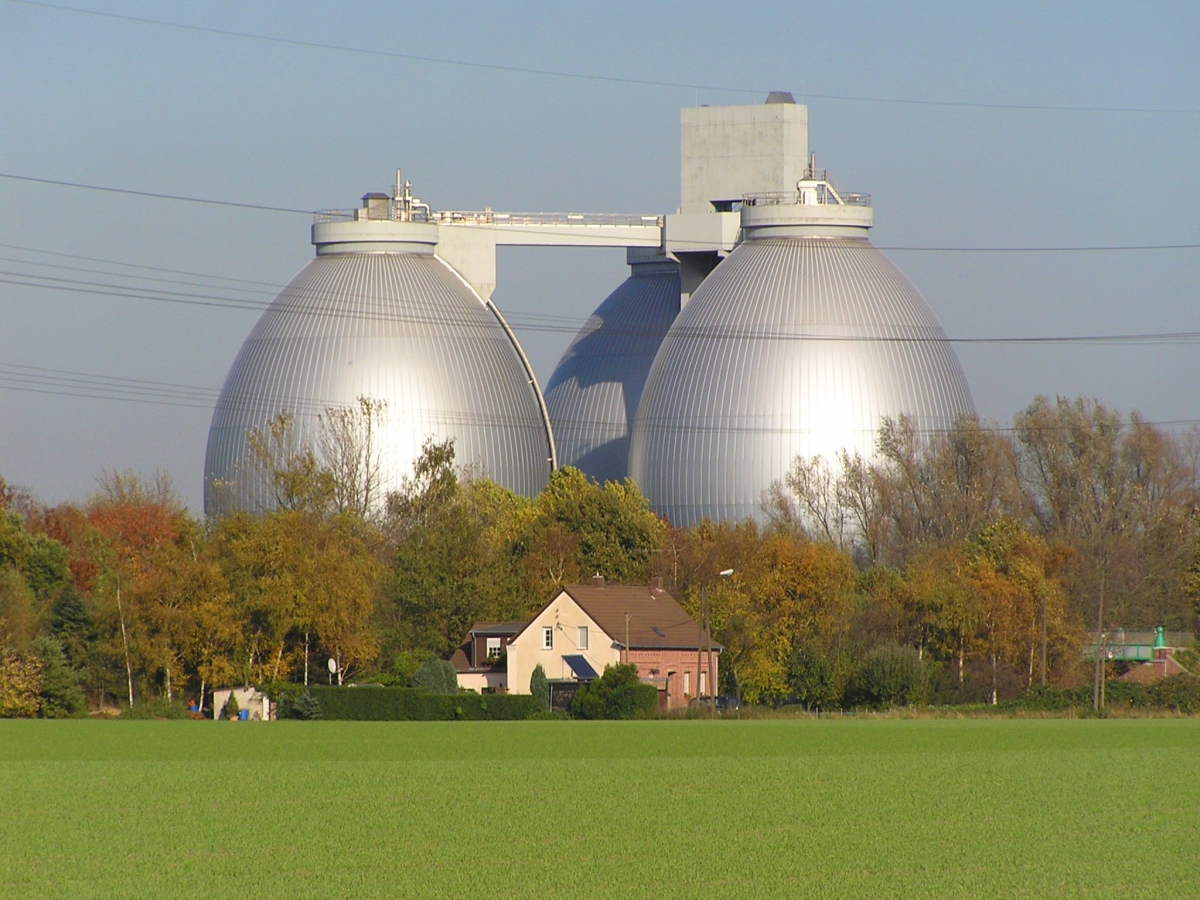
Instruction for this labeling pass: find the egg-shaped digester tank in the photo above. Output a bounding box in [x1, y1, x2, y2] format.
[543, 248, 680, 483]
[628, 176, 975, 526]
[204, 192, 554, 515]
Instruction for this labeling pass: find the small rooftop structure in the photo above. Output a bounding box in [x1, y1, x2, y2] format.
[1118, 627, 1195, 684]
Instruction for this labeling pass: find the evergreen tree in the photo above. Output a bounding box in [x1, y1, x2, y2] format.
[410, 655, 459, 694]
[530, 664, 550, 711]
[32, 637, 85, 717]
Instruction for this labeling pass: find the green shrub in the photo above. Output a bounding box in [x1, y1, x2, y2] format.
[570, 664, 658, 720]
[410, 656, 459, 694]
[1099, 680, 1152, 709]
[999, 685, 1085, 712]
[292, 691, 322, 720]
[302, 685, 539, 720]
[788, 643, 836, 711]
[122, 697, 190, 719]
[844, 645, 927, 710]
[530, 664, 550, 711]
[1002, 678, 1198, 713]
[363, 649, 432, 688]
[1173, 648, 1198, 671]
[262, 682, 304, 718]
[221, 691, 240, 720]
[1149, 674, 1200, 713]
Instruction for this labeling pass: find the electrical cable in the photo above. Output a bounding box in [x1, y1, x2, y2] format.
[5, 361, 1200, 438]
[6, 0, 1200, 115]
[6, 266, 1200, 347]
[0, 241, 291, 288]
[0, 172, 312, 214]
[4, 176, 1198, 254]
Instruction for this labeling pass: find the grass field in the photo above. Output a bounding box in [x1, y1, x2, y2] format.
[1, 719, 1197, 899]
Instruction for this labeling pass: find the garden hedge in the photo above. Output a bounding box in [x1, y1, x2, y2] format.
[1000, 674, 1200, 713]
[265, 684, 540, 720]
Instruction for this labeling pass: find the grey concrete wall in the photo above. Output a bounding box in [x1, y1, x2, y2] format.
[680, 102, 808, 214]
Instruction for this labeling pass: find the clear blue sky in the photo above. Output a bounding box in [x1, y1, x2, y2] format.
[1, 0, 1198, 511]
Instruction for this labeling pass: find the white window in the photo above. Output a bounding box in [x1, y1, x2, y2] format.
[486, 637, 502, 659]
[542, 626, 554, 649]
[683, 671, 691, 696]
[577, 626, 589, 650]
[699, 672, 707, 696]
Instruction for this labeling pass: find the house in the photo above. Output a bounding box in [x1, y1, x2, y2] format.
[453, 577, 720, 710]
[449, 622, 523, 692]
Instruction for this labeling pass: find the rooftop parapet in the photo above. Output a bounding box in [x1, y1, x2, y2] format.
[740, 161, 873, 239]
[314, 209, 663, 228]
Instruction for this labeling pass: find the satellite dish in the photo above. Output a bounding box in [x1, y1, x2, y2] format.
[327, 657, 338, 674]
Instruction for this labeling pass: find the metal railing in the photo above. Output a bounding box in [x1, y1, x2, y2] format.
[743, 188, 872, 208]
[315, 208, 664, 227]
[435, 210, 663, 227]
[312, 207, 432, 223]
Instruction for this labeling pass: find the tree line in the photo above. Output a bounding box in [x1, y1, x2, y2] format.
[1, 394, 1198, 716]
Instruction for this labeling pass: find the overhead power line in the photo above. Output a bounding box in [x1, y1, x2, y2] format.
[0, 172, 312, 214]
[7, 0, 1199, 115]
[2, 177, 1198, 254]
[5, 359, 1200, 439]
[6, 260, 1200, 347]
[0, 242, 288, 289]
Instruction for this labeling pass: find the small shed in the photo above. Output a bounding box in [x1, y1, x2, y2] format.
[212, 686, 271, 721]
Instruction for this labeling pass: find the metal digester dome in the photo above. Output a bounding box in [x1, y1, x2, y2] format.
[629, 150, 974, 526]
[543, 248, 679, 483]
[204, 180, 554, 515]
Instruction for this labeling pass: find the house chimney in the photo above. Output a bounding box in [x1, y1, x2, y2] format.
[652, 576, 664, 591]
[592, 573, 605, 587]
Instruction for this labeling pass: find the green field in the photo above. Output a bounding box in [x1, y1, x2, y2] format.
[1, 719, 1196, 899]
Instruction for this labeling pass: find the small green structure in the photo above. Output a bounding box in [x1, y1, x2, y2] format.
[1086, 627, 1192, 662]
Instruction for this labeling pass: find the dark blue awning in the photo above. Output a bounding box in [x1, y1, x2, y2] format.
[562, 655, 599, 680]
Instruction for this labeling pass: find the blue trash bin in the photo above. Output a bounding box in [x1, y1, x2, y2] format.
[238, 709, 249, 721]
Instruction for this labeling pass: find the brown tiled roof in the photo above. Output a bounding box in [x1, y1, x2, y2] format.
[1118, 655, 1189, 684]
[557, 584, 720, 651]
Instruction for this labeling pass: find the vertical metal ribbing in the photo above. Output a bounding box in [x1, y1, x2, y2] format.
[543, 267, 681, 483]
[204, 251, 552, 516]
[628, 237, 975, 527]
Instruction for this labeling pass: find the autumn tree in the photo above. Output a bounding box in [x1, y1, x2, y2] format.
[517, 468, 666, 588]
[665, 520, 857, 704]
[86, 470, 193, 706]
[247, 396, 390, 518]
[318, 397, 388, 518]
[246, 413, 336, 514]
[1015, 396, 1198, 705]
[380, 442, 529, 658]
[773, 415, 1023, 568]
